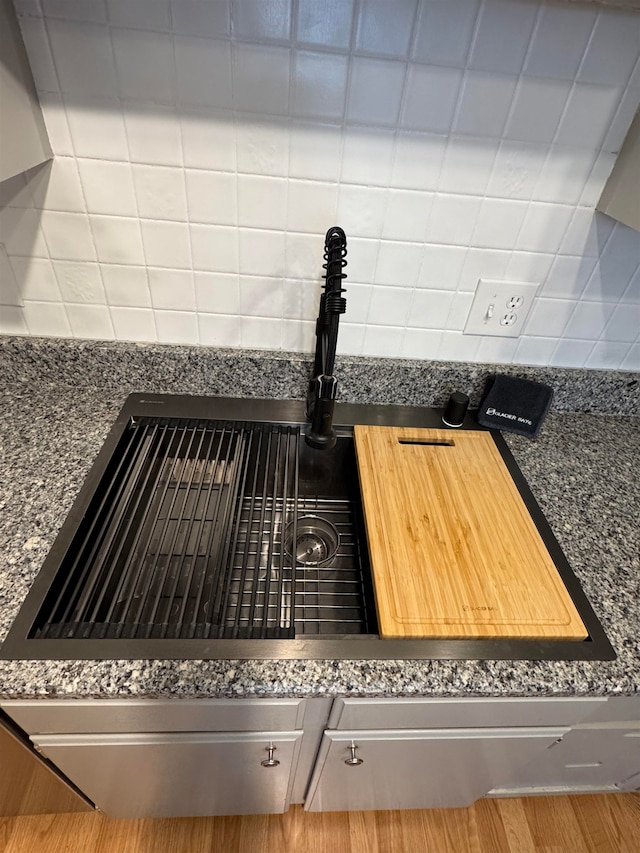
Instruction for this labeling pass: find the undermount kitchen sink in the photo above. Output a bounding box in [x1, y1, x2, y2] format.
[1, 395, 615, 662]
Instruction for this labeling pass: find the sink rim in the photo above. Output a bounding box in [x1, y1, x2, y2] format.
[0, 393, 616, 663]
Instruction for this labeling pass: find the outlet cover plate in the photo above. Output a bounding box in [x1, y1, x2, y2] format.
[463, 280, 539, 338]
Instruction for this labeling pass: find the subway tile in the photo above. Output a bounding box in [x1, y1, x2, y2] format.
[417, 245, 468, 290]
[236, 118, 289, 177]
[174, 36, 233, 110]
[112, 28, 174, 104]
[428, 194, 482, 247]
[0, 207, 48, 257]
[240, 316, 282, 349]
[559, 210, 614, 258]
[563, 300, 616, 340]
[78, 159, 138, 217]
[124, 106, 182, 166]
[556, 83, 622, 150]
[181, 110, 236, 172]
[66, 100, 128, 161]
[505, 78, 571, 145]
[287, 180, 338, 234]
[237, 175, 288, 229]
[90, 215, 145, 265]
[519, 297, 575, 338]
[101, 265, 151, 307]
[507, 251, 554, 284]
[438, 137, 499, 196]
[622, 268, 640, 304]
[524, 3, 595, 80]
[391, 132, 447, 192]
[341, 127, 395, 186]
[382, 189, 433, 243]
[22, 301, 71, 337]
[296, 0, 354, 50]
[533, 146, 597, 205]
[475, 336, 520, 363]
[66, 304, 114, 339]
[342, 282, 372, 324]
[28, 159, 85, 213]
[40, 210, 96, 261]
[355, 0, 417, 58]
[516, 203, 574, 254]
[337, 322, 365, 355]
[140, 220, 191, 269]
[374, 241, 424, 288]
[438, 330, 481, 362]
[239, 277, 284, 318]
[190, 224, 238, 273]
[603, 86, 640, 154]
[110, 306, 157, 341]
[347, 57, 405, 127]
[579, 11, 640, 86]
[446, 291, 475, 331]
[186, 170, 237, 226]
[585, 340, 631, 370]
[53, 261, 105, 303]
[198, 313, 241, 348]
[238, 228, 286, 276]
[454, 72, 517, 138]
[458, 248, 511, 293]
[401, 328, 443, 360]
[47, 20, 117, 97]
[367, 285, 413, 326]
[472, 198, 528, 250]
[155, 310, 199, 344]
[285, 232, 324, 280]
[336, 185, 386, 238]
[170, 0, 230, 37]
[468, 0, 537, 75]
[542, 255, 597, 300]
[289, 123, 342, 182]
[38, 93, 74, 156]
[579, 150, 616, 208]
[621, 343, 640, 370]
[9, 257, 60, 301]
[410, 289, 455, 329]
[232, 43, 290, 115]
[232, 0, 291, 41]
[132, 165, 188, 222]
[194, 272, 240, 314]
[148, 268, 196, 311]
[412, 0, 479, 68]
[1, 246, 25, 310]
[107, 1, 171, 31]
[343, 238, 379, 286]
[401, 65, 463, 133]
[292, 51, 348, 121]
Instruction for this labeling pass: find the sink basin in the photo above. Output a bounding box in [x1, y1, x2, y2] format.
[1, 394, 615, 662]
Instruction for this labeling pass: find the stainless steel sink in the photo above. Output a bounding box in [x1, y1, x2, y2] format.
[1, 394, 615, 662]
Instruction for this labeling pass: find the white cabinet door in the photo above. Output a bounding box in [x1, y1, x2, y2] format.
[305, 727, 566, 812]
[492, 728, 640, 794]
[34, 731, 302, 818]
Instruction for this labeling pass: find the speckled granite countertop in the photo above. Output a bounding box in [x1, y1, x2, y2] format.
[0, 338, 638, 700]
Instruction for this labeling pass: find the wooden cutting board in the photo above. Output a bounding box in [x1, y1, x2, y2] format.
[354, 425, 587, 641]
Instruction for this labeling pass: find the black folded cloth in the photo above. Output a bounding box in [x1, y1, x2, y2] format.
[477, 374, 553, 438]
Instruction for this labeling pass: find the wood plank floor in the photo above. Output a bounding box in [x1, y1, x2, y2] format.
[1, 795, 639, 853]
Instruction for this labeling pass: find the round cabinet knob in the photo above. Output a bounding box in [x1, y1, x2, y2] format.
[261, 744, 280, 768]
[344, 742, 363, 766]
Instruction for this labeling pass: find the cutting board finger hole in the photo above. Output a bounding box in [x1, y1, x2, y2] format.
[397, 439, 455, 447]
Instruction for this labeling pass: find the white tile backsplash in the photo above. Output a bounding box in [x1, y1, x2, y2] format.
[3, 0, 640, 372]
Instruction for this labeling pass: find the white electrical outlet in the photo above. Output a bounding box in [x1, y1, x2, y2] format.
[463, 280, 539, 338]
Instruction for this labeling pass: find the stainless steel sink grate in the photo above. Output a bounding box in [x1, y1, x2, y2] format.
[30, 417, 372, 641]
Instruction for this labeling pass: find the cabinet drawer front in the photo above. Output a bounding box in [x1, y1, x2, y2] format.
[34, 731, 303, 818]
[2, 698, 305, 735]
[328, 697, 606, 731]
[305, 727, 566, 812]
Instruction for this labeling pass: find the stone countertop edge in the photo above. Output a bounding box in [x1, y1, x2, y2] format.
[0, 336, 638, 701]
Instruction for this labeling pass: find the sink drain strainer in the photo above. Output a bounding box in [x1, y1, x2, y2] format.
[285, 516, 340, 567]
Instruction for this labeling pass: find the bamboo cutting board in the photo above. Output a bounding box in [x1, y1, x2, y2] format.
[354, 426, 587, 641]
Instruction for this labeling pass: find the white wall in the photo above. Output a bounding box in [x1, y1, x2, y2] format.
[1, 0, 639, 370]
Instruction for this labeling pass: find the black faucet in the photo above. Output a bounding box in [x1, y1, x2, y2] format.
[305, 226, 348, 450]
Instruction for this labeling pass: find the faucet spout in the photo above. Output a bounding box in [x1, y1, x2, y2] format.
[305, 227, 347, 450]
